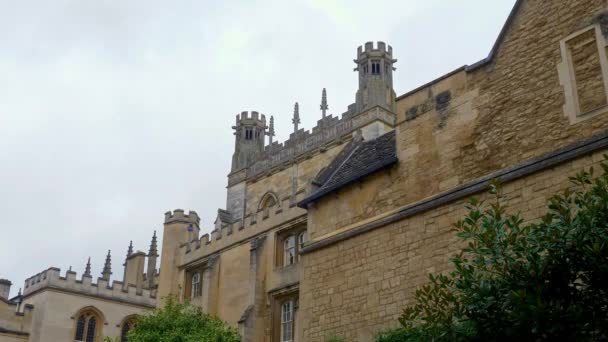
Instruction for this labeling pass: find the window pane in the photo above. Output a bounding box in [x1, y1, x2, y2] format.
[281, 301, 294, 342]
[75, 316, 86, 341]
[85, 317, 96, 342]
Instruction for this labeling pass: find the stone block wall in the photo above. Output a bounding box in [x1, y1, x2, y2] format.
[300, 149, 608, 341]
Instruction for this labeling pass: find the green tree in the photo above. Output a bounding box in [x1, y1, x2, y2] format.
[126, 297, 240, 342]
[378, 161, 608, 341]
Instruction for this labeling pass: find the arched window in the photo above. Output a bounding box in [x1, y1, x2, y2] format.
[284, 236, 295, 267]
[259, 192, 279, 219]
[120, 316, 137, 342]
[191, 272, 201, 299]
[73, 308, 103, 342]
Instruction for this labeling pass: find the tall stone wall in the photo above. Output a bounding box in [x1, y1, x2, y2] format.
[300, 150, 608, 341]
[300, 0, 608, 340]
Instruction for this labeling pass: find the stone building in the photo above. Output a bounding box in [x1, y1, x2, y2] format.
[157, 0, 608, 341]
[0, 234, 158, 342]
[2, 0, 607, 341]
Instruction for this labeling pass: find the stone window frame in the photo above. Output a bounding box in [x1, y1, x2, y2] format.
[269, 285, 299, 342]
[72, 306, 105, 342]
[191, 272, 202, 299]
[184, 267, 203, 299]
[558, 24, 608, 124]
[275, 224, 307, 269]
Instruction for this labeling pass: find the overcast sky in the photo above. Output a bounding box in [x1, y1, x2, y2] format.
[0, 0, 515, 296]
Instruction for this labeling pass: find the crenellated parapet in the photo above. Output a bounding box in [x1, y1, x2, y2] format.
[230, 105, 395, 185]
[233, 111, 267, 126]
[164, 209, 200, 225]
[178, 191, 308, 267]
[22, 267, 156, 308]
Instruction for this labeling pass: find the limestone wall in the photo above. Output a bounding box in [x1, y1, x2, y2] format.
[22, 289, 148, 342]
[300, 149, 608, 341]
[0, 299, 32, 342]
[307, 0, 608, 239]
[300, 0, 608, 340]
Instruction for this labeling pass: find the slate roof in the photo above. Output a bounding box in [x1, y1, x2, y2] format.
[298, 130, 397, 207]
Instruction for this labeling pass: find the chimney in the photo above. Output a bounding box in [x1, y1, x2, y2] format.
[0, 279, 12, 300]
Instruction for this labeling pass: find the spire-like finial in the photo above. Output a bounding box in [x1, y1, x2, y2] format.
[101, 250, 112, 280]
[148, 231, 158, 257]
[17, 288, 21, 296]
[292, 102, 301, 133]
[267, 116, 275, 145]
[320, 88, 328, 118]
[84, 257, 91, 277]
[127, 240, 133, 257]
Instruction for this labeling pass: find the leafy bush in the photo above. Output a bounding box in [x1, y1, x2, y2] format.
[127, 297, 240, 342]
[378, 162, 608, 341]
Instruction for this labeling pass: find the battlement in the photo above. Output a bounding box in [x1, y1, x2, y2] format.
[235, 111, 267, 125]
[22, 267, 156, 308]
[357, 41, 393, 57]
[164, 209, 200, 225]
[227, 105, 395, 185]
[178, 191, 308, 265]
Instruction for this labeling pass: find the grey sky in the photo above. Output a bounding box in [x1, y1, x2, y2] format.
[0, 0, 515, 297]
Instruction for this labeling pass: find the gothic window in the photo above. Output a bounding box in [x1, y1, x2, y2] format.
[385, 63, 391, 74]
[362, 63, 368, 74]
[120, 317, 137, 342]
[558, 24, 608, 123]
[259, 192, 278, 219]
[191, 272, 201, 299]
[281, 300, 294, 342]
[371, 60, 381, 75]
[73, 308, 102, 342]
[283, 236, 295, 267]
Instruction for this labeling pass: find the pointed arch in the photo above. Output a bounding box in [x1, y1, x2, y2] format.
[72, 306, 105, 342]
[258, 191, 280, 218]
[119, 314, 138, 342]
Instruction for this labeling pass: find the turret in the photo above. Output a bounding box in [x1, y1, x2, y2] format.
[227, 111, 267, 221]
[354, 41, 397, 112]
[157, 209, 200, 303]
[230, 111, 267, 172]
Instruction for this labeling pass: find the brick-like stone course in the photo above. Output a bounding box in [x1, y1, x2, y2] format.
[301, 150, 608, 341]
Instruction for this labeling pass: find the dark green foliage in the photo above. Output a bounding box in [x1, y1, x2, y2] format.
[126, 297, 240, 342]
[378, 160, 608, 341]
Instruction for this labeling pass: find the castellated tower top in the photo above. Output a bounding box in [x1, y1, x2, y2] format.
[354, 41, 397, 113]
[231, 111, 268, 172]
[356, 41, 394, 57]
[164, 209, 200, 225]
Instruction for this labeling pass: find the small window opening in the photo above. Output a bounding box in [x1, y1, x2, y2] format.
[284, 236, 295, 266]
[371, 60, 381, 75]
